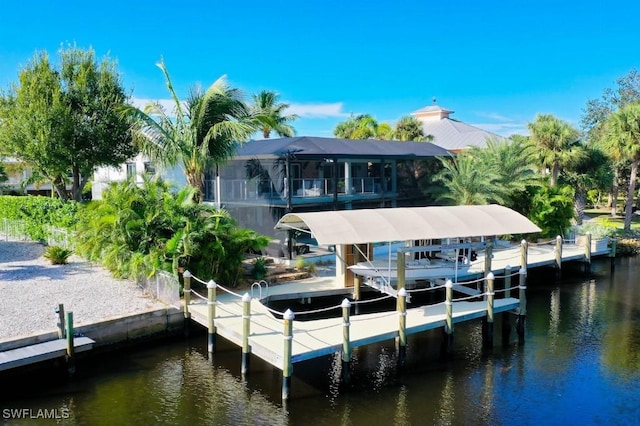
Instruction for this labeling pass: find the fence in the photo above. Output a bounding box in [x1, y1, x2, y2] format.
[137, 270, 181, 309]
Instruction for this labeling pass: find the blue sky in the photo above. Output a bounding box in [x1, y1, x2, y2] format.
[1, 1, 639, 138]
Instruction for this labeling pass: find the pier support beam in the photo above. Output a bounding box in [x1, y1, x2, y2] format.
[397, 288, 407, 369]
[483, 273, 495, 350]
[282, 309, 295, 402]
[442, 280, 454, 358]
[207, 280, 217, 355]
[182, 270, 192, 338]
[584, 232, 592, 275]
[554, 235, 563, 280]
[610, 238, 617, 273]
[516, 268, 527, 345]
[483, 241, 493, 276]
[341, 299, 352, 384]
[65, 311, 75, 376]
[520, 240, 528, 271]
[502, 265, 512, 345]
[241, 293, 251, 375]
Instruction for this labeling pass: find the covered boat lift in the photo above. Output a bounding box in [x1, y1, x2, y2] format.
[274, 204, 541, 295]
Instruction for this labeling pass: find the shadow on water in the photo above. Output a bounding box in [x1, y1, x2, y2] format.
[2, 257, 640, 424]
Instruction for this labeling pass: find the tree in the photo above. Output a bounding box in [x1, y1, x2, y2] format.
[581, 69, 640, 215]
[333, 114, 393, 140]
[604, 103, 640, 231]
[561, 143, 613, 225]
[123, 59, 255, 202]
[250, 90, 297, 138]
[394, 115, 430, 141]
[433, 153, 509, 205]
[0, 47, 136, 201]
[528, 114, 580, 187]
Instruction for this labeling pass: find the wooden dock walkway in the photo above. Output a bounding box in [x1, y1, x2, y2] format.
[0, 337, 95, 372]
[188, 296, 517, 368]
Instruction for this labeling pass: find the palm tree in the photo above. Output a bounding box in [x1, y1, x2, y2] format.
[333, 114, 394, 140]
[528, 114, 580, 187]
[395, 115, 431, 141]
[604, 103, 640, 231]
[466, 136, 539, 208]
[433, 153, 509, 205]
[123, 59, 255, 202]
[561, 143, 613, 225]
[251, 90, 297, 138]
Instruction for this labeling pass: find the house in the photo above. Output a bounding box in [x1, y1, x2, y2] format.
[207, 136, 452, 248]
[412, 104, 505, 152]
[91, 153, 186, 200]
[0, 157, 70, 196]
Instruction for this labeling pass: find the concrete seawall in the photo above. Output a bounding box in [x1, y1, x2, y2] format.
[0, 307, 184, 353]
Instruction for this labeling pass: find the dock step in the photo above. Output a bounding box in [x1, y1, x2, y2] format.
[0, 337, 95, 372]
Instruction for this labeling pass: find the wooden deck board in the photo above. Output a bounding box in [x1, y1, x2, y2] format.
[0, 337, 95, 372]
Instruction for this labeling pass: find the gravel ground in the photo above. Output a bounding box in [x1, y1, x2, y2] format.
[0, 240, 166, 341]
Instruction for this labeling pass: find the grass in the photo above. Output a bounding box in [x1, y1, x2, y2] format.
[584, 207, 640, 232]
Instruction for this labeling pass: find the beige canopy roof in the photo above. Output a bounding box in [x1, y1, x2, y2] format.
[274, 205, 541, 245]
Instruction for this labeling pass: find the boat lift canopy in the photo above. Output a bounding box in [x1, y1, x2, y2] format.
[274, 204, 541, 245]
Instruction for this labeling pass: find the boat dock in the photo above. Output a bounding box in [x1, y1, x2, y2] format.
[182, 234, 612, 401]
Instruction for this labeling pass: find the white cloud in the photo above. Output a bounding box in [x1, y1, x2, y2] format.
[286, 102, 348, 118]
[474, 111, 514, 122]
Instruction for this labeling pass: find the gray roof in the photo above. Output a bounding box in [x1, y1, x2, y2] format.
[421, 118, 504, 151]
[233, 136, 452, 160]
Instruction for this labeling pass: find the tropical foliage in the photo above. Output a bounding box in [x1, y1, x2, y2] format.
[43, 245, 73, 265]
[434, 137, 539, 208]
[527, 184, 575, 238]
[0, 195, 81, 241]
[123, 59, 255, 202]
[75, 177, 268, 286]
[528, 114, 581, 187]
[394, 116, 430, 141]
[251, 90, 297, 138]
[334, 114, 393, 139]
[603, 103, 640, 231]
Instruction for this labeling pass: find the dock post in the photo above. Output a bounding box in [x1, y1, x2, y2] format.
[55, 303, 65, 339]
[502, 265, 512, 345]
[483, 273, 495, 350]
[397, 288, 407, 368]
[520, 240, 528, 270]
[442, 280, 454, 357]
[65, 311, 75, 376]
[207, 280, 217, 355]
[353, 275, 361, 315]
[610, 237, 617, 272]
[341, 298, 352, 384]
[584, 232, 592, 275]
[282, 309, 295, 402]
[241, 293, 251, 375]
[516, 268, 527, 344]
[484, 241, 493, 276]
[554, 235, 562, 280]
[182, 270, 192, 337]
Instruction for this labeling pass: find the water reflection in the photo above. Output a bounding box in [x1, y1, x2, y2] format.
[5, 259, 640, 424]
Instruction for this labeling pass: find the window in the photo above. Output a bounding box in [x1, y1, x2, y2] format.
[126, 163, 136, 178]
[144, 162, 156, 175]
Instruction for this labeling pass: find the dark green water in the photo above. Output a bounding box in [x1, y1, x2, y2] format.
[2, 258, 640, 425]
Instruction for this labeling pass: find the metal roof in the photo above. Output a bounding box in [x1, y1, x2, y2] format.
[233, 136, 452, 159]
[275, 205, 540, 245]
[421, 118, 505, 151]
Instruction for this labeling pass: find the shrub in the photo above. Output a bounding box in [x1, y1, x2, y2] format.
[0, 195, 81, 241]
[43, 245, 73, 265]
[252, 257, 268, 279]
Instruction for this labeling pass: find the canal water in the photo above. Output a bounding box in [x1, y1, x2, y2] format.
[2, 258, 640, 425]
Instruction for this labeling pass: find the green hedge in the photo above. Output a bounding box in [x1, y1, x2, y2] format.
[0, 195, 82, 241]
